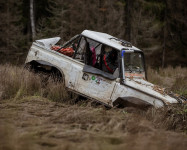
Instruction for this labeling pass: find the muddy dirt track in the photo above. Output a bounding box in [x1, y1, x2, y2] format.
[0, 97, 186, 150]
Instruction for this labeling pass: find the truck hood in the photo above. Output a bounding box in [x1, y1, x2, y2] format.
[124, 78, 179, 105]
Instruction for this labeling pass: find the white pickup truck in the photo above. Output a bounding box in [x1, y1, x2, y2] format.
[25, 30, 184, 108]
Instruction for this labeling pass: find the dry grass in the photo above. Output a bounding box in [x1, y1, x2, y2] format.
[0, 64, 70, 102]
[0, 97, 186, 150]
[0, 64, 187, 150]
[1, 64, 186, 100]
[145, 104, 187, 132]
[147, 66, 187, 97]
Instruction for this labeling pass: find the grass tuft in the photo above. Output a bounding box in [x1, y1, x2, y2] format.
[0, 64, 70, 102]
[147, 66, 187, 97]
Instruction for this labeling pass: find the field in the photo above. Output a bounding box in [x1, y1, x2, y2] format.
[0, 65, 187, 150]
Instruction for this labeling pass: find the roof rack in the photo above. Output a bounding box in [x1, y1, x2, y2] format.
[109, 37, 132, 47]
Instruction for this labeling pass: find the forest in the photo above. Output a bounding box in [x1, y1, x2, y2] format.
[0, 1, 187, 150]
[0, 0, 186, 67]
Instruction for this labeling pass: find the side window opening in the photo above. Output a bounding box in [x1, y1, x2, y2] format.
[74, 37, 87, 62]
[62, 36, 80, 50]
[102, 45, 119, 75]
[84, 38, 106, 71]
[74, 37, 102, 65]
[74, 37, 119, 77]
[50, 35, 80, 57]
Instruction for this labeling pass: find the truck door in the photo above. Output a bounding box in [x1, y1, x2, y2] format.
[75, 70, 116, 105]
[73, 37, 118, 105]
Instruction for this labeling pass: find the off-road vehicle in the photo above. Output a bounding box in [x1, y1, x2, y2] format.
[25, 30, 185, 108]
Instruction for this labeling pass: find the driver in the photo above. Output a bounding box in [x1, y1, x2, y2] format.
[102, 46, 118, 73]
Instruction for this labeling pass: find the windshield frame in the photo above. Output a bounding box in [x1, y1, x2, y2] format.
[121, 50, 147, 81]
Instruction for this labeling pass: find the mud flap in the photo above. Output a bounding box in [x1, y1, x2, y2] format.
[113, 97, 152, 109]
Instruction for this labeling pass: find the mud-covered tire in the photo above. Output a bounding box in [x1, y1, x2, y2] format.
[113, 97, 152, 110]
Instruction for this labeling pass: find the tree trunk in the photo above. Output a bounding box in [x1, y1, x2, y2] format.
[30, 0, 35, 40]
[124, 0, 133, 42]
[6, 0, 10, 49]
[162, 2, 167, 68]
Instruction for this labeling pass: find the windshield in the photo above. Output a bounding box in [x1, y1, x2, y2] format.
[123, 52, 145, 73]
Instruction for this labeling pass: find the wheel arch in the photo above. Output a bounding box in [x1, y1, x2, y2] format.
[25, 60, 65, 82]
[113, 96, 153, 109]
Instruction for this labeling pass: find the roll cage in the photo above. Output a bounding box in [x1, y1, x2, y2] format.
[61, 34, 147, 81]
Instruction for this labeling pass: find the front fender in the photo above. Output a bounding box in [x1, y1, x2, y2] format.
[113, 96, 152, 109]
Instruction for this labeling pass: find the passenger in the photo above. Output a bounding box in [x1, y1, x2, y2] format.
[103, 47, 118, 74]
[91, 47, 96, 66]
